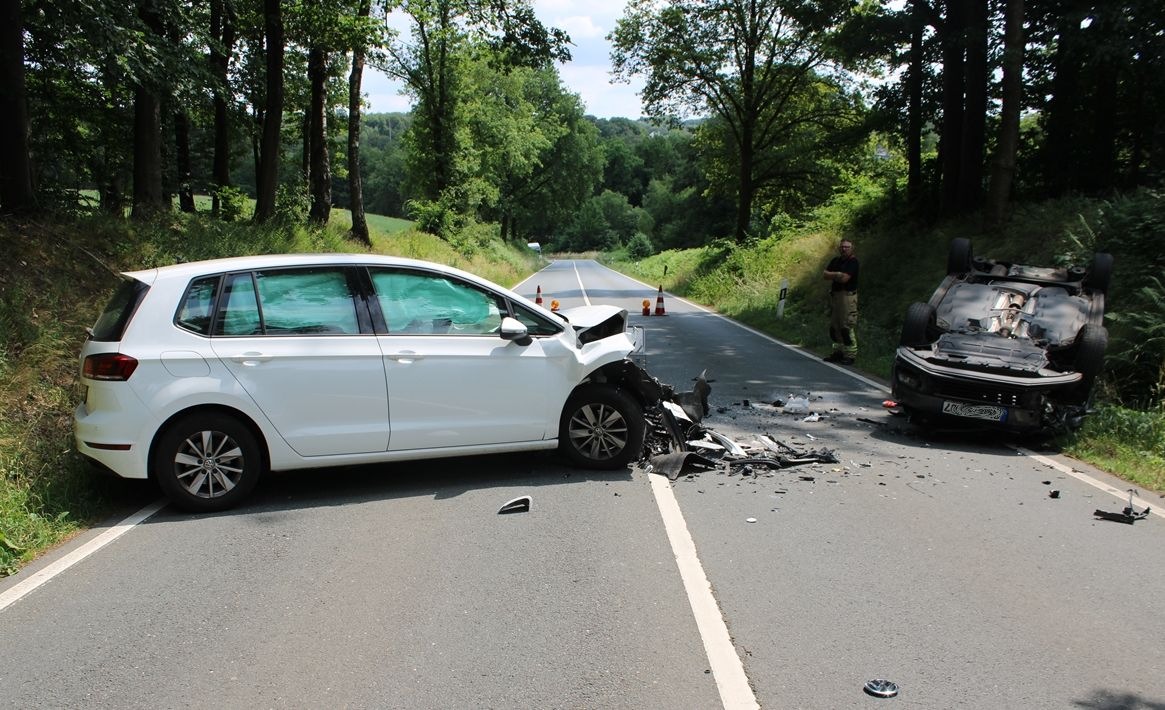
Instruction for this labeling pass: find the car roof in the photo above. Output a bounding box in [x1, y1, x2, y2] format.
[120, 253, 561, 321]
[125, 253, 485, 285]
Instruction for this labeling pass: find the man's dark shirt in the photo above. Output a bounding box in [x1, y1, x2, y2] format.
[827, 255, 859, 293]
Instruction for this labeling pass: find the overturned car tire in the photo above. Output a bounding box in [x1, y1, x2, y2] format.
[900, 302, 938, 347]
[1084, 253, 1114, 294]
[947, 238, 973, 275]
[559, 384, 645, 470]
[1074, 324, 1109, 381]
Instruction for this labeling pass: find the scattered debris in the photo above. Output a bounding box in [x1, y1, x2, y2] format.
[1094, 490, 1151, 524]
[1049, 490, 1061, 499]
[746, 517, 757, 523]
[497, 495, 531, 514]
[640, 374, 840, 481]
[864, 679, 900, 698]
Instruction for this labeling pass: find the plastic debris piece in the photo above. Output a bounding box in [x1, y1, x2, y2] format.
[706, 430, 746, 457]
[1049, 490, 1060, 499]
[746, 517, 757, 523]
[803, 413, 822, 422]
[1093, 489, 1151, 524]
[498, 496, 531, 514]
[785, 396, 810, 414]
[882, 400, 900, 409]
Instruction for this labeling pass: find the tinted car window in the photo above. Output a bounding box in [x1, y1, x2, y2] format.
[254, 268, 359, 335]
[370, 269, 504, 335]
[90, 278, 149, 342]
[175, 276, 221, 335]
[216, 273, 262, 335]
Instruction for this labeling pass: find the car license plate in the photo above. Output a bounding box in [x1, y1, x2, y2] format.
[942, 401, 1007, 422]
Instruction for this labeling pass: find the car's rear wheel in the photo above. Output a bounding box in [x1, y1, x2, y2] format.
[1084, 252, 1114, 294]
[559, 384, 644, 469]
[947, 238, 973, 275]
[153, 413, 263, 512]
[900, 302, 938, 347]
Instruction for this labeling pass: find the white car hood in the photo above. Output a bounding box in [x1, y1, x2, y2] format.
[557, 304, 626, 328]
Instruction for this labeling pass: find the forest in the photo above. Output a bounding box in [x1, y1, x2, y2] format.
[1, 0, 1160, 247]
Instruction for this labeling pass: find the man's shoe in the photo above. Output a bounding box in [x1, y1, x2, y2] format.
[824, 352, 843, 363]
[840, 356, 855, 365]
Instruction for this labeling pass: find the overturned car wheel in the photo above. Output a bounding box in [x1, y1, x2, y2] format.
[559, 384, 644, 469]
[900, 302, 938, 347]
[947, 238, 973, 275]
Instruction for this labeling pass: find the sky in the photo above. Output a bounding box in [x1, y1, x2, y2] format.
[360, 0, 648, 120]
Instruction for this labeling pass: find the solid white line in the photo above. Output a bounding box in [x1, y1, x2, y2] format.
[571, 261, 592, 306]
[0, 499, 167, 613]
[1012, 447, 1164, 519]
[648, 472, 760, 710]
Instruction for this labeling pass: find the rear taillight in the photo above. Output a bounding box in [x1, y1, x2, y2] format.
[83, 353, 139, 381]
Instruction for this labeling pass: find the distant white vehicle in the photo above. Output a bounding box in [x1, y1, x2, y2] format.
[527, 242, 542, 255]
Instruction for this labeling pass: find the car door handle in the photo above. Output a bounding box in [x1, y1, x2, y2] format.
[231, 352, 272, 366]
[386, 351, 422, 364]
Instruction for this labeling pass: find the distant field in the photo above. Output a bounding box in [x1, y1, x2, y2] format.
[77, 191, 414, 236]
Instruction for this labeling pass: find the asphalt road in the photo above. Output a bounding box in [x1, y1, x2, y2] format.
[2, 259, 1163, 709]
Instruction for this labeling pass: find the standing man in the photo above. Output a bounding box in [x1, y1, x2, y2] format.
[823, 239, 859, 364]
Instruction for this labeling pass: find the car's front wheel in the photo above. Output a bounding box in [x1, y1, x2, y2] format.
[152, 413, 264, 512]
[559, 384, 644, 469]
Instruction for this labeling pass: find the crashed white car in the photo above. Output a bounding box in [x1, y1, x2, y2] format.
[75, 254, 661, 511]
[891, 239, 1112, 433]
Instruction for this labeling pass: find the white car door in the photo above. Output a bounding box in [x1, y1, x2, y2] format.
[368, 268, 553, 451]
[209, 267, 390, 457]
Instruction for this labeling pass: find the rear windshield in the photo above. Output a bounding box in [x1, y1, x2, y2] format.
[89, 278, 149, 342]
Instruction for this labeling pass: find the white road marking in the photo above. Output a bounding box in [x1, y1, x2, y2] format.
[1012, 447, 1164, 519]
[0, 500, 167, 613]
[648, 472, 760, 710]
[571, 261, 592, 305]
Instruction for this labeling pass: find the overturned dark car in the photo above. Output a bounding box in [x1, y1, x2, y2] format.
[891, 239, 1112, 433]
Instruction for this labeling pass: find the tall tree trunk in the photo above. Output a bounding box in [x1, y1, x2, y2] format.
[174, 108, 195, 212]
[985, 0, 1024, 226]
[210, 0, 236, 217]
[0, 0, 35, 214]
[938, 0, 966, 216]
[956, 0, 987, 213]
[254, 0, 284, 222]
[347, 0, 371, 246]
[131, 0, 167, 220]
[131, 84, 165, 220]
[735, 120, 754, 241]
[906, 0, 924, 208]
[1043, 2, 1085, 197]
[307, 44, 331, 225]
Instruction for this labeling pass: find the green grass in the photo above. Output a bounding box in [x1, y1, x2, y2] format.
[0, 209, 540, 577]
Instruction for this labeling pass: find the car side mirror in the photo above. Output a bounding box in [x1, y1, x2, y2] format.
[499, 317, 532, 346]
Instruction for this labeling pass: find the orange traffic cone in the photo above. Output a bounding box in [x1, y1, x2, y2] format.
[654, 285, 667, 316]
[535, 285, 543, 306]
[642, 299, 652, 316]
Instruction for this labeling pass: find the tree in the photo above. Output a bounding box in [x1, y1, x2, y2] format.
[253, 0, 284, 222]
[346, 0, 374, 245]
[984, 0, 1024, 226]
[379, 0, 570, 228]
[209, 0, 238, 217]
[611, 0, 864, 241]
[130, 0, 168, 220]
[0, 0, 35, 214]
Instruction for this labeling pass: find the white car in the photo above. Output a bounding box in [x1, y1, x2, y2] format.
[75, 254, 659, 511]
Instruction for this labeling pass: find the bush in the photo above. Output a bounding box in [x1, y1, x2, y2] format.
[627, 232, 655, 259]
[214, 186, 248, 222]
